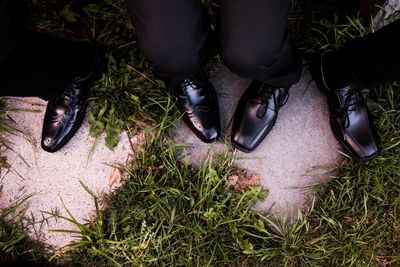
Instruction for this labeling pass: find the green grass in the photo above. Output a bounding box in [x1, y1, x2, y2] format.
[0, 98, 28, 151]
[0, 191, 52, 265]
[87, 48, 178, 149]
[0, 0, 400, 266]
[0, 98, 15, 149]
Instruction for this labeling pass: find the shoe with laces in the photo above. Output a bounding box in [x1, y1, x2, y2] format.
[171, 73, 220, 143]
[231, 80, 289, 152]
[309, 52, 379, 160]
[41, 43, 105, 152]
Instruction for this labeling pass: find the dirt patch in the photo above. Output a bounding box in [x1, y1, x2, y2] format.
[226, 169, 261, 192]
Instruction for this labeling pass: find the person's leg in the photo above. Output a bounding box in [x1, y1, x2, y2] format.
[0, 0, 105, 152]
[219, 0, 301, 87]
[0, 0, 65, 99]
[0, 0, 95, 99]
[1, 30, 97, 99]
[307, 21, 400, 160]
[126, 0, 211, 87]
[0, 0, 26, 66]
[323, 19, 400, 89]
[219, 0, 302, 152]
[126, 0, 220, 142]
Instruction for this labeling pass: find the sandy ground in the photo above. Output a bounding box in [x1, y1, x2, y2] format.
[0, 98, 132, 249]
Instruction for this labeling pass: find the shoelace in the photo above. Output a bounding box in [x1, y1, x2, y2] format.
[52, 79, 85, 125]
[61, 78, 86, 104]
[177, 78, 209, 112]
[256, 86, 289, 112]
[320, 51, 360, 129]
[338, 86, 359, 129]
[176, 79, 196, 99]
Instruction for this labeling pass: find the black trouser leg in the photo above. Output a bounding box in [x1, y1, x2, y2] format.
[219, 0, 302, 87]
[0, 0, 26, 66]
[0, 0, 93, 99]
[126, 0, 211, 88]
[126, 0, 301, 87]
[328, 20, 400, 88]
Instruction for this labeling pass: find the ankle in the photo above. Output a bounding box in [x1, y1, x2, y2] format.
[166, 72, 206, 91]
[321, 51, 353, 90]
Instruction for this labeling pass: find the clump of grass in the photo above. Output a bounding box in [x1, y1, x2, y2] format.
[88, 46, 179, 149]
[0, 192, 51, 265]
[0, 98, 19, 150]
[53, 103, 400, 266]
[28, 0, 134, 45]
[0, 98, 35, 161]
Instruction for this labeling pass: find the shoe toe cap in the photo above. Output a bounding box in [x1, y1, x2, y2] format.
[231, 128, 263, 152]
[41, 136, 59, 153]
[344, 131, 379, 160]
[231, 109, 277, 153]
[202, 127, 219, 142]
[185, 110, 220, 143]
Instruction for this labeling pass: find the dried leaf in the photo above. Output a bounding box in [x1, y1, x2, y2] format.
[109, 167, 122, 187]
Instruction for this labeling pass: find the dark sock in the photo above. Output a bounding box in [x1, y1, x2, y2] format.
[323, 50, 354, 90]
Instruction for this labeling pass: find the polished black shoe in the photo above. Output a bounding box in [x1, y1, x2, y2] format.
[231, 80, 289, 152]
[41, 44, 105, 152]
[309, 52, 379, 160]
[171, 74, 220, 143]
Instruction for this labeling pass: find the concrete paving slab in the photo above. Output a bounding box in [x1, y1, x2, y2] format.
[0, 97, 132, 248]
[374, 0, 400, 28]
[174, 66, 343, 218]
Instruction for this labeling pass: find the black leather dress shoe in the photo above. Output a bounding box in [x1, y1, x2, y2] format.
[231, 80, 289, 152]
[309, 52, 379, 160]
[172, 74, 220, 143]
[41, 44, 105, 152]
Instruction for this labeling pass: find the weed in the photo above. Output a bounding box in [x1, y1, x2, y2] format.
[0, 191, 51, 265]
[0, 98, 18, 150]
[88, 47, 179, 149]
